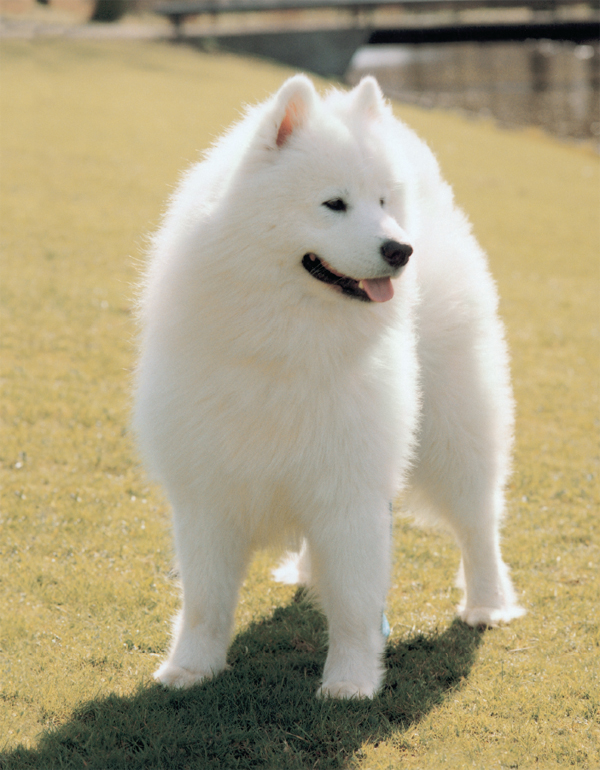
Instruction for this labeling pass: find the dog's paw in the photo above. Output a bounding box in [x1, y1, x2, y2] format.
[272, 548, 311, 586]
[153, 661, 219, 689]
[317, 680, 377, 699]
[272, 560, 300, 585]
[458, 603, 526, 628]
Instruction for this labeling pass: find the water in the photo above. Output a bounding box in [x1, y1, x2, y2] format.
[347, 40, 600, 143]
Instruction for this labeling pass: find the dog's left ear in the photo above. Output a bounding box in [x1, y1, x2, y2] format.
[350, 77, 386, 120]
[270, 75, 317, 148]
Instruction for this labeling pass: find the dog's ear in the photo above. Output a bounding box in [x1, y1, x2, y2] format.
[350, 77, 386, 120]
[271, 75, 317, 148]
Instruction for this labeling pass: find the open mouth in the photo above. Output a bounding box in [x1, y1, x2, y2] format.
[301, 253, 394, 303]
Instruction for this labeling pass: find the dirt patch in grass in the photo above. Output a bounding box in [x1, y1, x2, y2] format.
[0, 38, 598, 769]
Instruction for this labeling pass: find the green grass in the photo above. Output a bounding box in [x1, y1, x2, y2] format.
[0, 38, 598, 769]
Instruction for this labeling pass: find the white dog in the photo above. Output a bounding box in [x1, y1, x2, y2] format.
[134, 75, 524, 699]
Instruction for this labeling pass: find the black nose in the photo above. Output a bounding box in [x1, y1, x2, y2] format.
[380, 240, 412, 268]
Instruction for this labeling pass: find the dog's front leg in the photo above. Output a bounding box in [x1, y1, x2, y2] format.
[154, 503, 251, 689]
[308, 497, 392, 699]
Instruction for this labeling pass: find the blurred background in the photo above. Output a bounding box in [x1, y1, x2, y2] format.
[1, 0, 598, 143]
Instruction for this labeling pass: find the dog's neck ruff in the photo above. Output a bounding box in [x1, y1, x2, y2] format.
[302, 253, 394, 303]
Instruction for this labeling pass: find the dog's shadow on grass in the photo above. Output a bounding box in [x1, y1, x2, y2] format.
[5, 595, 483, 769]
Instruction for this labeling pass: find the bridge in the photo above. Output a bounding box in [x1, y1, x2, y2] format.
[153, 0, 599, 75]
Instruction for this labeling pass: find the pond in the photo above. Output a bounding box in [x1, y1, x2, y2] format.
[347, 40, 600, 143]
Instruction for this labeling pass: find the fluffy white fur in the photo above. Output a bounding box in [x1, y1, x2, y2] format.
[134, 75, 524, 699]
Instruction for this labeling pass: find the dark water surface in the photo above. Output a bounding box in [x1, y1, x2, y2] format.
[347, 40, 600, 143]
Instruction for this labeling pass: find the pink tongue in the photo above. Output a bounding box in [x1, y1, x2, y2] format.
[362, 277, 394, 303]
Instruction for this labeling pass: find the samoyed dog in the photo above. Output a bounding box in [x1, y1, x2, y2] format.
[134, 75, 524, 699]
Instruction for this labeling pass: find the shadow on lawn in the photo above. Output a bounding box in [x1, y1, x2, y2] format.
[4, 597, 482, 770]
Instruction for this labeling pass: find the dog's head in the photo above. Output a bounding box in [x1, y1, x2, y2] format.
[229, 75, 418, 306]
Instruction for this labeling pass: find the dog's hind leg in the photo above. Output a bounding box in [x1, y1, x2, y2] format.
[408, 335, 525, 627]
[409, 445, 525, 627]
[154, 502, 252, 689]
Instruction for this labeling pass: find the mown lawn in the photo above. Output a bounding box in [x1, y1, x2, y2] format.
[0, 38, 598, 769]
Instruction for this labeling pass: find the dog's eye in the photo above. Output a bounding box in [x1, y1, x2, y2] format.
[380, 198, 385, 207]
[323, 198, 347, 212]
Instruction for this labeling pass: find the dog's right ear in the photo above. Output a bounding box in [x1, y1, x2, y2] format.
[268, 75, 317, 149]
